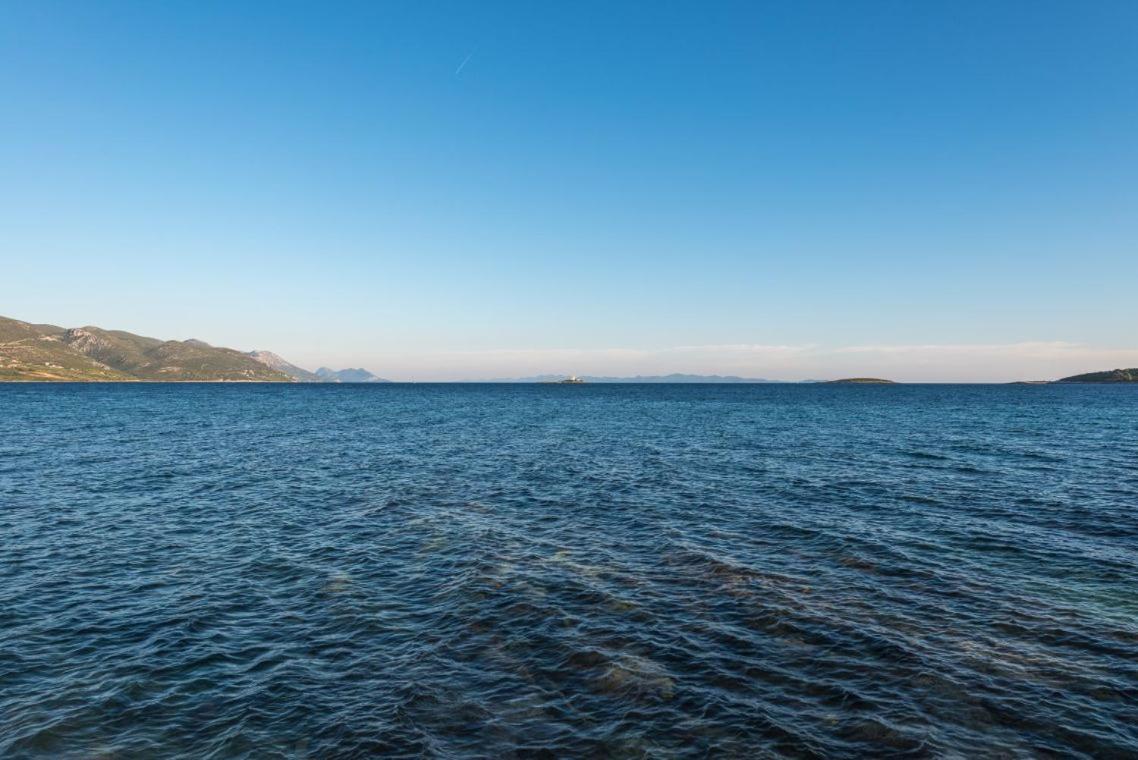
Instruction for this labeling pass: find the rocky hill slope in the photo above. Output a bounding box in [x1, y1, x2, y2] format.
[1057, 368, 1138, 383]
[247, 350, 321, 382]
[313, 367, 390, 383]
[1, 316, 291, 382]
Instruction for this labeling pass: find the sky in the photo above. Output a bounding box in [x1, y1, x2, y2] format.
[2, 0, 1136, 381]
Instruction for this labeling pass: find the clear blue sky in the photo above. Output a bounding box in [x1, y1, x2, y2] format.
[3, 1, 1136, 380]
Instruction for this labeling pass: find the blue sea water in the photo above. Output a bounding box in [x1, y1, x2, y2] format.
[1, 383, 1136, 758]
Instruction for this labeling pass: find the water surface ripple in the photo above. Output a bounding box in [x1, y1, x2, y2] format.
[1, 384, 1136, 757]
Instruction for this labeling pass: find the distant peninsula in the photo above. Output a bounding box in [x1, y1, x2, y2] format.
[825, 378, 896, 384]
[510, 373, 773, 383]
[1056, 368, 1138, 383]
[0, 315, 388, 383]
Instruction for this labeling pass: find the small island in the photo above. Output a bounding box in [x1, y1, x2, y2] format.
[1057, 368, 1138, 383]
[825, 378, 896, 384]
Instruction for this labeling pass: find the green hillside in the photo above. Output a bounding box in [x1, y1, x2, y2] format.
[0, 316, 292, 382]
[1057, 368, 1138, 383]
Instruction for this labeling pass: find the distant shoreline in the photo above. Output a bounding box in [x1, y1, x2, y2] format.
[5, 380, 1138, 386]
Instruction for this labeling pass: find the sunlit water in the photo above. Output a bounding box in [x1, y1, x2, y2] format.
[1, 383, 1136, 758]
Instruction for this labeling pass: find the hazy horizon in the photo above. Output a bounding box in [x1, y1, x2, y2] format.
[4, 2, 1136, 382]
[8, 308, 1138, 382]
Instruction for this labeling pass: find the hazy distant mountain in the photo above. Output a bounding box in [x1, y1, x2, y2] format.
[506, 373, 773, 383]
[247, 350, 320, 382]
[314, 367, 391, 383]
[0, 315, 291, 382]
[248, 352, 389, 383]
[1057, 368, 1138, 383]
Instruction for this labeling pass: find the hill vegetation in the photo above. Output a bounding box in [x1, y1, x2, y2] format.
[1057, 368, 1138, 383]
[0, 316, 292, 382]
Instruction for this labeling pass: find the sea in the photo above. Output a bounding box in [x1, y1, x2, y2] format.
[1, 383, 1135, 758]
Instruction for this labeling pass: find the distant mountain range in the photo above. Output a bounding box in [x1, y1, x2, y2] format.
[242, 351, 387, 382]
[0, 315, 388, 383]
[501, 370, 1138, 384]
[504, 373, 775, 383]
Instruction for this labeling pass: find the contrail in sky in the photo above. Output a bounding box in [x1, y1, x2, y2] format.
[455, 53, 473, 76]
